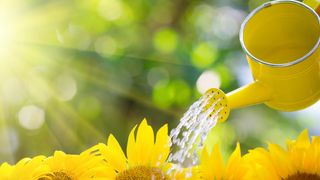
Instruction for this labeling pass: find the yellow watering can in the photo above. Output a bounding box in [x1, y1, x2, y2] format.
[206, 0, 320, 122]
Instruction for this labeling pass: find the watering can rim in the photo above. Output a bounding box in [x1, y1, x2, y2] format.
[239, 0, 320, 67]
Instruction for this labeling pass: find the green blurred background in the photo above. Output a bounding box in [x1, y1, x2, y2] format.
[0, 0, 318, 163]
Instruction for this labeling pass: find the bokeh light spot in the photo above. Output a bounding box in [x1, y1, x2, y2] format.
[98, 0, 123, 21]
[153, 28, 178, 54]
[152, 80, 175, 108]
[0, 128, 19, 154]
[55, 74, 77, 101]
[196, 70, 221, 94]
[95, 36, 118, 57]
[77, 96, 102, 120]
[191, 42, 218, 68]
[152, 79, 191, 108]
[212, 7, 244, 44]
[64, 24, 92, 50]
[147, 67, 169, 87]
[171, 79, 191, 106]
[215, 65, 234, 89]
[18, 105, 45, 130]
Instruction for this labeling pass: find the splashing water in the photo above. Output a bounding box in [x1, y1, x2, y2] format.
[167, 89, 229, 178]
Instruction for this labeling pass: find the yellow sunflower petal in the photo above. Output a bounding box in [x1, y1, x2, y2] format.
[127, 125, 137, 166]
[10, 156, 49, 180]
[294, 129, 311, 149]
[15, 158, 31, 166]
[27, 156, 49, 178]
[47, 151, 66, 171]
[135, 119, 155, 165]
[199, 147, 213, 179]
[200, 147, 209, 164]
[268, 143, 294, 179]
[163, 163, 194, 180]
[81, 144, 102, 156]
[244, 148, 280, 180]
[81, 165, 116, 179]
[253, 163, 281, 180]
[311, 137, 320, 174]
[43, 150, 109, 179]
[106, 134, 127, 171]
[226, 143, 241, 170]
[150, 124, 170, 167]
[244, 129, 320, 180]
[287, 129, 311, 171]
[0, 162, 13, 179]
[226, 143, 242, 179]
[212, 144, 225, 179]
[298, 135, 320, 175]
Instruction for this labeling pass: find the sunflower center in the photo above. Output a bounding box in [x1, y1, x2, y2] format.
[116, 166, 169, 180]
[38, 172, 73, 180]
[51, 172, 73, 180]
[284, 172, 320, 180]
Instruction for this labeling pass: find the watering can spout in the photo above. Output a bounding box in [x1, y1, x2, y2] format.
[203, 81, 273, 123]
[226, 81, 273, 110]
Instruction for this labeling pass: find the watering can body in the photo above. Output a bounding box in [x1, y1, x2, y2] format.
[226, 0, 320, 112]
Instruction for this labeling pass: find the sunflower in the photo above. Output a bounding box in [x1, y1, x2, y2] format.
[38, 151, 110, 180]
[194, 143, 247, 180]
[0, 156, 49, 180]
[244, 129, 320, 180]
[91, 118, 181, 180]
[0, 162, 14, 179]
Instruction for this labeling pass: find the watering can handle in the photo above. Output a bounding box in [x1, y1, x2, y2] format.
[304, 0, 320, 15]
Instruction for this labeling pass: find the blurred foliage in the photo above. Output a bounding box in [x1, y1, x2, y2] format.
[0, 0, 318, 164]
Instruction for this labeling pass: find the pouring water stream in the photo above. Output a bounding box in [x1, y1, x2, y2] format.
[167, 89, 229, 177]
